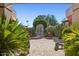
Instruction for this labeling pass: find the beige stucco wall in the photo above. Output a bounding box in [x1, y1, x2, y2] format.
[4, 4, 16, 20]
[0, 3, 16, 20]
[66, 7, 72, 17]
[72, 3, 79, 10]
[72, 3, 79, 23]
[66, 3, 79, 23]
[4, 3, 12, 7]
[4, 8, 12, 20]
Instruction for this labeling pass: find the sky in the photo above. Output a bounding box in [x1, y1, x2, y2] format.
[13, 4, 72, 27]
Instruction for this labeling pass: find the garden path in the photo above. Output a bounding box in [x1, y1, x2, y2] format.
[28, 37, 64, 56]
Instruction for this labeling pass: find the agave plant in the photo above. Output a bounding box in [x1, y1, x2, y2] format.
[0, 15, 30, 56]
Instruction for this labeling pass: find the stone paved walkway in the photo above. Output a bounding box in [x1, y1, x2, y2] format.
[28, 38, 64, 56]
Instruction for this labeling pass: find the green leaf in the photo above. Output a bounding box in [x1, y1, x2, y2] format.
[4, 30, 11, 39]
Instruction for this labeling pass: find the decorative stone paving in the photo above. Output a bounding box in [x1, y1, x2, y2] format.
[28, 38, 64, 56]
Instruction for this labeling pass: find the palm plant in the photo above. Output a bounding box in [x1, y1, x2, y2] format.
[62, 22, 79, 56]
[0, 15, 30, 56]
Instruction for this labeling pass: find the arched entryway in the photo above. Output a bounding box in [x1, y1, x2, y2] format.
[35, 24, 44, 37]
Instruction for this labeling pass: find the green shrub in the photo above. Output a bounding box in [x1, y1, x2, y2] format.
[62, 22, 79, 56]
[33, 19, 47, 29]
[45, 24, 64, 38]
[0, 16, 30, 56]
[26, 27, 36, 37]
[45, 25, 55, 36]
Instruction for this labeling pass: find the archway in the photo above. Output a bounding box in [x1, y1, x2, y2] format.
[33, 19, 47, 37]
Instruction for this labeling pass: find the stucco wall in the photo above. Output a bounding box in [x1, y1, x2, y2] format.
[72, 3, 79, 10]
[66, 3, 79, 24]
[66, 7, 72, 17]
[0, 3, 16, 20]
[72, 3, 79, 22]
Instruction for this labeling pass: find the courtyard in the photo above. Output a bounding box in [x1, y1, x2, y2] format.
[28, 37, 64, 56]
[1, 3, 79, 56]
